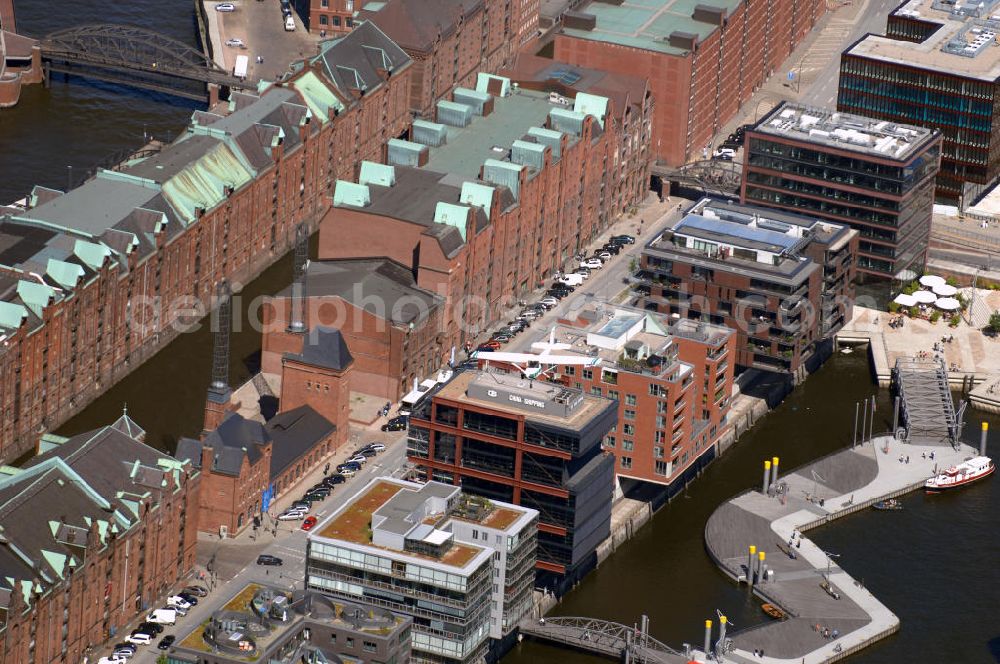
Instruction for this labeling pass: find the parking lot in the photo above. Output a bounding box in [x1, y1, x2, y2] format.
[204, 0, 320, 83]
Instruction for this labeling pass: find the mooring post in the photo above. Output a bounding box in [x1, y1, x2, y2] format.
[853, 401, 859, 446]
[892, 395, 901, 437]
[861, 397, 869, 442]
[771, 456, 780, 487]
[981, 421, 989, 456]
[758, 551, 767, 583]
[717, 615, 727, 656]
[762, 460, 771, 494]
[703, 620, 712, 661]
[748, 545, 756, 588]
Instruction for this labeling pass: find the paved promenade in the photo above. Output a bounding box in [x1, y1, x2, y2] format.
[704, 435, 977, 663]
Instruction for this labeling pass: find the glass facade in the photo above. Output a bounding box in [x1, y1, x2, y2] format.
[837, 53, 999, 199]
[744, 134, 938, 277]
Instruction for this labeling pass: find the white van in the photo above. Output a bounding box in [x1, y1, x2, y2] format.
[557, 273, 585, 287]
[284, 15, 295, 31]
[146, 608, 177, 625]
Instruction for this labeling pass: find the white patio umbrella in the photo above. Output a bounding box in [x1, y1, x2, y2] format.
[932, 283, 957, 297]
[911, 290, 937, 304]
[893, 293, 917, 307]
[919, 275, 946, 288]
[935, 297, 961, 311]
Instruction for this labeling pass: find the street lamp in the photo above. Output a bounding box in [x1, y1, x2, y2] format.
[821, 549, 841, 581]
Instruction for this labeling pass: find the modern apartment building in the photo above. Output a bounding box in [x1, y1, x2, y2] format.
[0, 21, 413, 462]
[320, 75, 641, 351]
[168, 587, 412, 664]
[638, 198, 858, 378]
[506, 307, 735, 496]
[553, 0, 827, 165]
[743, 102, 941, 280]
[406, 370, 617, 593]
[306, 478, 538, 664]
[839, 0, 1000, 202]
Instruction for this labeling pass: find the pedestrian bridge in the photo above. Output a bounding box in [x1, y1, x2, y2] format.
[519, 616, 688, 663]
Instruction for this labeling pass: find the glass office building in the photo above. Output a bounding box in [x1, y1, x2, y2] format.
[743, 102, 940, 280]
[837, 0, 1000, 204]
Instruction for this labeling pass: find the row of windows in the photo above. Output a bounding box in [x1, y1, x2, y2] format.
[838, 89, 993, 138]
[839, 74, 993, 116]
[840, 56, 995, 99]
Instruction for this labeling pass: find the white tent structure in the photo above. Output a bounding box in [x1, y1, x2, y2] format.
[919, 275, 946, 288]
[912, 290, 937, 304]
[935, 297, 961, 311]
[893, 293, 917, 307]
[932, 283, 958, 297]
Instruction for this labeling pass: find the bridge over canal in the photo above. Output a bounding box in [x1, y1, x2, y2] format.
[519, 615, 692, 663]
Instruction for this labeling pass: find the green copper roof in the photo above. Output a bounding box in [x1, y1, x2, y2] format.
[528, 127, 564, 159]
[433, 202, 470, 240]
[476, 73, 511, 97]
[482, 159, 523, 201]
[161, 140, 255, 225]
[41, 550, 67, 579]
[0, 300, 28, 331]
[17, 280, 55, 318]
[459, 182, 495, 220]
[46, 258, 85, 290]
[574, 92, 609, 129]
[73, 239, 112, 270]
[333, 180, 371, 208]
[359, 161, 396, 187]
[290, 70, 346, 123]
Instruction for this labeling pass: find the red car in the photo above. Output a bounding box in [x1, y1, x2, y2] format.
[301, 516, 318, 531]
[477, 340, 501, 351]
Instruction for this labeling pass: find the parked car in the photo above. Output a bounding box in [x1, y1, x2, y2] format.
[177, 592, 199, 606]
[348, 455, 368, 465]
[366, 443, 386, 452]
[157, 635, 176, 650]
[167, 596, 191, 610]
[112, 645, 136, 659]
[382, 415, 408, 432]
[257, 554, 283, 566]
[594, 250, 612, 261]
[324, 473, 346, 485]
[546, 289, 569, 299]
[519, 309, 542, 320]
[580, 258, 603, 269]
[277, 510, 304, 521]
[339, 467, 357, 477]
[539, 296, 560, 307]
[492, 333, 512, 343]
[224, 38, 246, 48]
[215, 2, 236, 11]
[611, 234, 636, 245]
[302, 516, 318, 531]
[602, 243, 622, 255]
[138, 621, 163, 635]
[713, 147, 735, 158]
[125, 633, 153, 646]
[355, 448, 378, 457]
[284, 15, 296, 30]
[713, 152, 733, 161]
[98, 658, 127, 664]
[146, 609, 177, 625]
[182, 585, 208, 597]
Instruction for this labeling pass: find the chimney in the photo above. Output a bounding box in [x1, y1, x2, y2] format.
[288, 224, 309, 334]
[203, 281, 233, 434]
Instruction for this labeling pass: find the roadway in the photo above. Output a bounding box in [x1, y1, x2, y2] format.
[120, 435, 407, 664]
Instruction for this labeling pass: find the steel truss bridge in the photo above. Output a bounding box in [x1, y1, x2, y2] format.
[519, 616, 687, 663]
[892, 356, 964, 447]
[653, 159, 743, 198]
[39, 24, 248, 101]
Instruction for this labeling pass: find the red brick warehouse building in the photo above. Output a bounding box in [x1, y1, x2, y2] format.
[552, 0, 827, 166]
[354, 0, 539, 116]
[321, 74, 646, 353]
[0, 412, 200, 663]
[0, 21, 413, 462]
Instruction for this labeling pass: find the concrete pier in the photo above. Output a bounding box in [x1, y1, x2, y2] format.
[705, 435, 977, 663]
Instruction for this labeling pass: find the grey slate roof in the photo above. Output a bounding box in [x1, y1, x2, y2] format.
[276, 258, 442, 325]
[312, 20, 411, 97]
[360, 0, 483, 52]
[266, 405, 336, 481]
[286, 326, 354, 371]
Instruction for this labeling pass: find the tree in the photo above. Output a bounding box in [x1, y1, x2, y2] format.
[888, 302, 900, 314]
[929, 310, 941, 323]
[990, 311, 1000, 335]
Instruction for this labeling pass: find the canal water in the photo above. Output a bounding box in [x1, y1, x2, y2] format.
[0, 0, 200, 204]
[5, 3, 999, 662]
[505, 352, 1000, 664]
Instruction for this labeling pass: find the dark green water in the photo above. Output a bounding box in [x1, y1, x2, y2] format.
[505, 352, 1000, 663]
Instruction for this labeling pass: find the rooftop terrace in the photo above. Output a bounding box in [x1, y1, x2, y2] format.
[754, 103, 936, 162]
[436, 370, 613, 429]
[560, 0, 741, 55]
[846, 0, 1000, 80]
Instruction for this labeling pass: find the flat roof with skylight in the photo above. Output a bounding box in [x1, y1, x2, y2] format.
[846, 0, 1000, 80]
[755, 103, 937, 161]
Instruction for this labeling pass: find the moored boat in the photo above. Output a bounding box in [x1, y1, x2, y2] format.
[872, 498, 902, 511]
[925, 456, 994, 493]
[761, 603, 785, 619]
